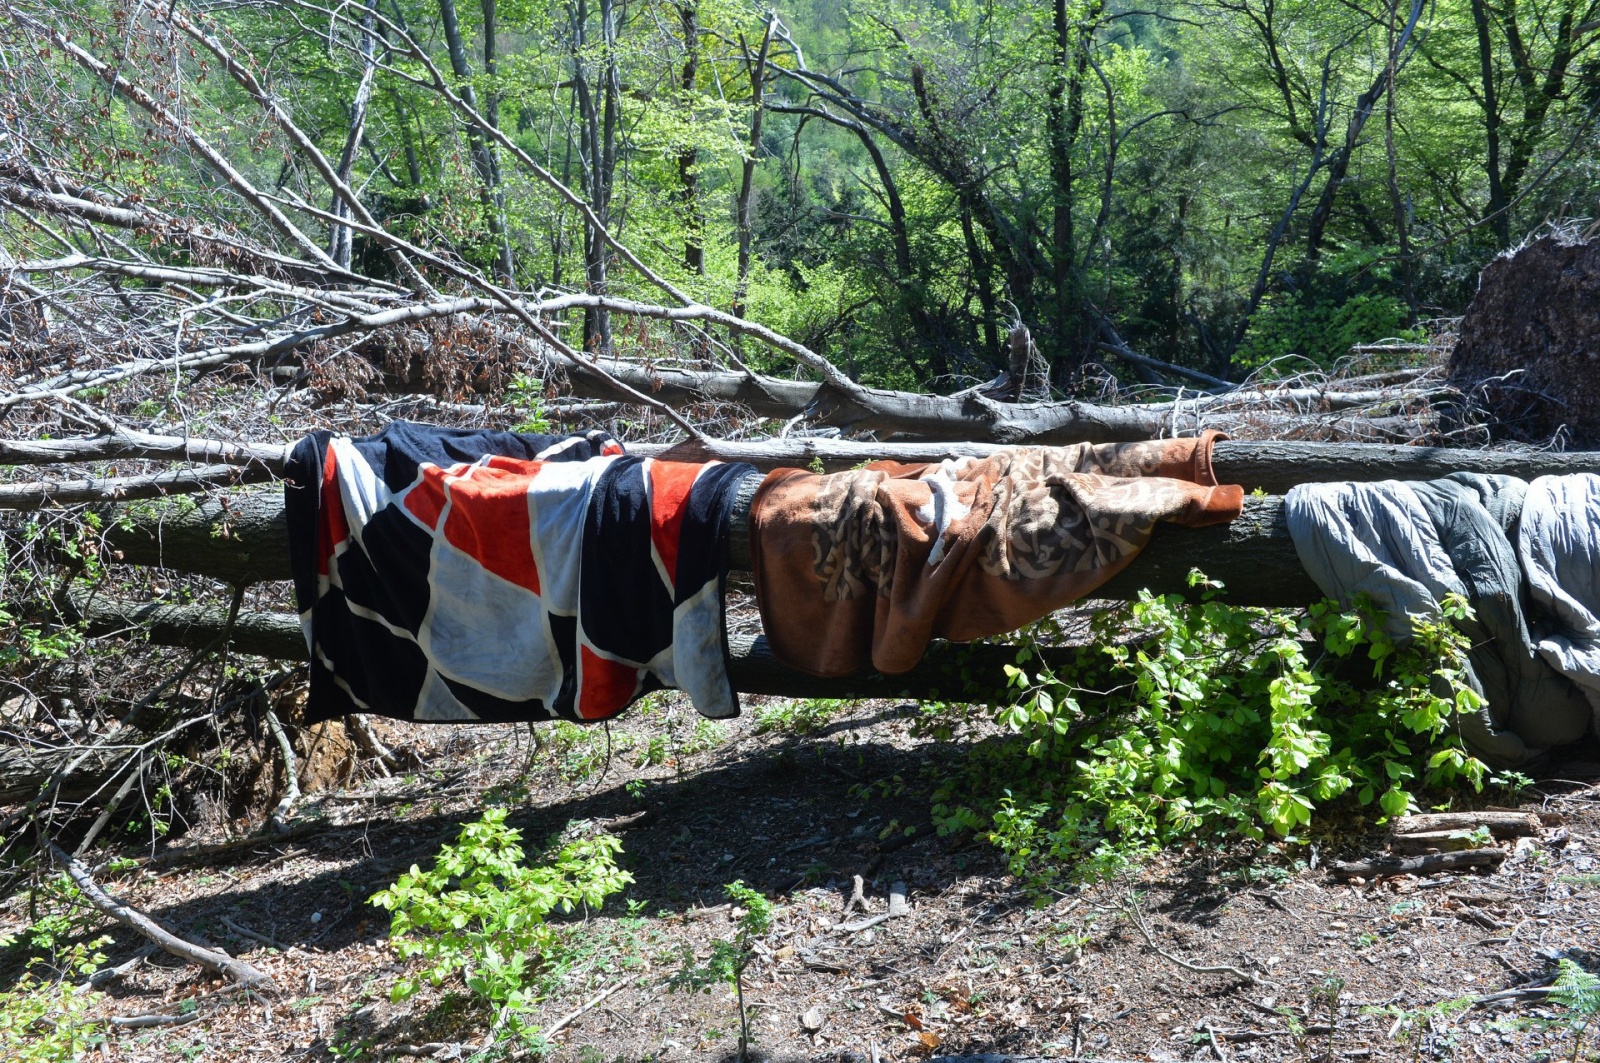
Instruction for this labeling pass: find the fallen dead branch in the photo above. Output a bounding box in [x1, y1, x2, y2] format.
[1329, 848, 1508, 880]
[263, 708, 302, 835]
[1390, 811, 1543, 838]
[45, 842, 276, 990]
[109, 1010, 202, 1029]
[0, 464, 275, 508]
[542, 977, 636, 1039]
[834, 879, 911, 933]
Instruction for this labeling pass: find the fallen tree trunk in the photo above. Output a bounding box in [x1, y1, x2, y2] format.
[86, 433, 1600, 600]
[61, 591, 1093, 703]
[0, 464, 275, 509]
[0, 742, 135, 805]
[569, 361, 1449, 442]
[93, 488, 1316, 604]
[648, 438, 1600, 490]
[12, 429, 1599, 491]
[66, 589, 310, 660]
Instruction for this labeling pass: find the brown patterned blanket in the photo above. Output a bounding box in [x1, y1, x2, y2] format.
[748, 431, 1245, 676]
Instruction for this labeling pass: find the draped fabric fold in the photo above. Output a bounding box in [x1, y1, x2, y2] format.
[1287, 472, 1600, 767]
[285, 422, 755, 725]
[749, 430, 1245, 677]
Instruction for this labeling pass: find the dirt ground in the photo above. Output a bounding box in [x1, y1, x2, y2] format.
[4, 692, 1599, 1063]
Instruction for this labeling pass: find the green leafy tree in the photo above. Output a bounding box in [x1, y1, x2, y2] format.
[369, 808, 633, 1045]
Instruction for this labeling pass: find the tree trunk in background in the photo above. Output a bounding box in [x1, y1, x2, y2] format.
[573, 0, 614, 354]
[328, 0, 378, 269]
[1383, 0, 1418, 321]
[960, 205, 1001, 364]
[1302, 0, 1423, 268]
[1470, 0, 1509, 247]
[1046, 0, 1100, 375]
[437, 0, 514, 283]
[732, 19, 775, 319]
[677, 3, 704, 275]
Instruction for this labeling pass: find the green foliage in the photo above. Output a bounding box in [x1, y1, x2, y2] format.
[753, 698, 849, 736]
[541, 721, 635, 782]
[1552, 960, 1600, 1061]
[675, 718, 726, 758]
[506, 374, 552, 435]
[1235, 289, 1424, 371]
[670, 881, 774, 1061]
[0, 939, 111, 1063]
[931, 572, 1490, 890]
[368, 809, 633, 1044]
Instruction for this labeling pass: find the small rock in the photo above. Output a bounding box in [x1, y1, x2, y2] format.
[800, 1005, 825, 1034]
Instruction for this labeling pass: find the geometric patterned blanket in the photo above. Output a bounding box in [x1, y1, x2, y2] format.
[285, 422, 756, 725]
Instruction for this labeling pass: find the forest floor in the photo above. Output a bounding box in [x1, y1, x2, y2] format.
[5, 689, 1600, 1063]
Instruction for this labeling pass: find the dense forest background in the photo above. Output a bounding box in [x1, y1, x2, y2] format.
[6, 0, 1598, 396]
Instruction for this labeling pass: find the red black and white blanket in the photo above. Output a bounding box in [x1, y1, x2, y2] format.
[285, 423, 756, 726]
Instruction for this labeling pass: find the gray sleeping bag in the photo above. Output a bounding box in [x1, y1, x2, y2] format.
[1286, 474, 1595, 768]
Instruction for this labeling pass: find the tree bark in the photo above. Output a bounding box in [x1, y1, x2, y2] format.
[572, 0, 614, 353]
[677, 2, 704, 275]
[437, 0, 514, 283]
[60, 591, 1098, 705]
[732, 19, 776, 319]
[88, 491, 1303, 604]
[329, 0, 380, 269]
[0, 465, 275, 509]
[0, 743, 133, 805]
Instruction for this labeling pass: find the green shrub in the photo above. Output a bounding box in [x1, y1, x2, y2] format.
[369, 809, 633, 1044]
[1552, 959, 1600, 1061]
[753, 698, 849, 735]
[1235, 290, 1422, 371]
[0, 937, 111, 1063]
[930, 572, 1491, 890]
[669, 881, 774, 1061]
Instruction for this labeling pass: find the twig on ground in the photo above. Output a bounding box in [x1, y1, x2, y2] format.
[220, 916, 280, 950]
[543, 978, 634, 1039]
[75, 944, 158, 993]
[844, 874, 868, 915]
[45, 842, 275, 990]
[1205, 1023, 1230, 1062]
[264, 708, 303, 834]
[386, 1045, 473, 1059]
[110, 1010, 201, 1028]
[1123, 896, 1265, 986]
[345, 714, 400, 777]
[1330, 848, 1506, 880]
[836, 880, 911, 933]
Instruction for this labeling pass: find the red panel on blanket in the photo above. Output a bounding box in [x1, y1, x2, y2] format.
[577, 645, 641, 720]
[646, 459, 704, 591]
[436, 462, 543, 595]
[317, 445, 350, 577]
[401, 463, 451, 531]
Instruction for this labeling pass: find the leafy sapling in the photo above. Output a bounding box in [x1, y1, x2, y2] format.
[369, 809, 632, 1048]
[671, 881, 774, 1062]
